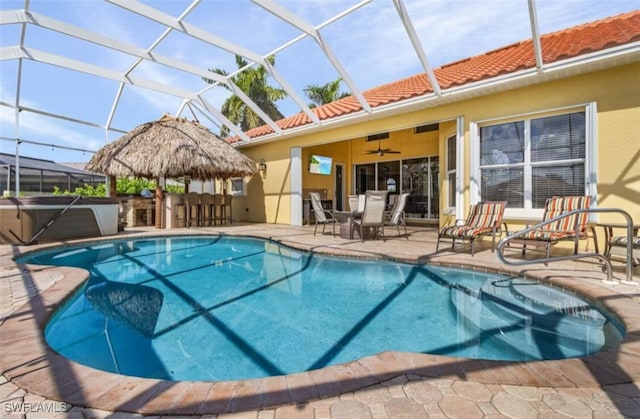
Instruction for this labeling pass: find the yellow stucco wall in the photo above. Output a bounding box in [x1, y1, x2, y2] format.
[235, 140, 292, 224]
[236, 63, 640, 233]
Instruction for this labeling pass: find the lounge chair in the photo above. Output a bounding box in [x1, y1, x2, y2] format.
[352, 190, 388, 241]
[310, 192, 337, 236]
[436, 201, 507, 256]
[511, 196, 597, 259]
[600, 223, 639, 265]
[607, 234, 640, 265]
[385, 192, 410, 237]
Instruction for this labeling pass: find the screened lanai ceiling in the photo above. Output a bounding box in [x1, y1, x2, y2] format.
[1, 0, 639, 164]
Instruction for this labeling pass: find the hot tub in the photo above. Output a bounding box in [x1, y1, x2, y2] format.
[0, 196, 119, 245]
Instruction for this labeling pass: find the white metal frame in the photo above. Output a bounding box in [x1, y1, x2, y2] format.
[1, 0, 635, 196]
[1, 1, 546, 137]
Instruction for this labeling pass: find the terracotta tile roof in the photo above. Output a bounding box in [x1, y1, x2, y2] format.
[237, 10, 640, 142]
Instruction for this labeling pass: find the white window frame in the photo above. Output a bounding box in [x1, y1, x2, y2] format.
[471, 103, 597, 220]
[229, 177, 247, 196]
[445, 134, 457, 211]
[455, 117, 465, 221]
[291, 146, 303, 226]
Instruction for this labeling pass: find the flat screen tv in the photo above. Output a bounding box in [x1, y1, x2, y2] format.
[309, 155, 332, 175]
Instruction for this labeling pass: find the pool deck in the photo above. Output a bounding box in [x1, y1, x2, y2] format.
[1, 223, 639, 418]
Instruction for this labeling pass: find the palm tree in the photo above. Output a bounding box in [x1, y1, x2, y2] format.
[205, 55, 287, 136]
[303, 77, 350, 108]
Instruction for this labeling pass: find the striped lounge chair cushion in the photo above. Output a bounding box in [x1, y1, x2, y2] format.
[439, 225, 492, 239]
[466, 201, 506, 228]
[517, 196, 592, 242]
[518, 229, 576, 241]
[609, 235, 640, 248]
[439, 201, 505, 239]
[541, 196, 591, 232]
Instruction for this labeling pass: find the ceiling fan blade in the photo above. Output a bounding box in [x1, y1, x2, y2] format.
[363, 138, 401, 155]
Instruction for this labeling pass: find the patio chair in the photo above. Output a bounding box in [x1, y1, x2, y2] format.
[348, 195, 359, 212]
[512, 196, 597, 259]
[386, 194, 397, 211]
[352, 190, 388, 241]
[310, 192, 337, 236]
[436, 201, 507, 256]
[385, 192, 410, 237]
[358, 194, 366, 212]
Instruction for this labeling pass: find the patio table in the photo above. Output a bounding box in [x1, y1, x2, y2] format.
[334, 210, 375, 239]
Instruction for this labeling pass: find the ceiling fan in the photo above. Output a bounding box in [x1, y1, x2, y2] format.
[364, 139, 401, 156]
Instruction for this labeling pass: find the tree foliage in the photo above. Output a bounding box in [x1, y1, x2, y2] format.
[116, 177, 155, 195]
[205, 55, 287, 136]
[53, 183, 106, 196]
[51, 177, 185, 197]
[303, 77, 350, 108]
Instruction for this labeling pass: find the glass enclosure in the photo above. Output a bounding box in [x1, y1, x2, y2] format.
[0, 167, 103, 195]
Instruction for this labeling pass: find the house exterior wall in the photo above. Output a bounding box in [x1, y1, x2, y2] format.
[235, 62, 639, 232]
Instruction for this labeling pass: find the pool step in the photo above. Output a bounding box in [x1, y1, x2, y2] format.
[449, 279, 611, 359]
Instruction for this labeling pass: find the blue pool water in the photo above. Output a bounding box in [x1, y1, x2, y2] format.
[22, 236, 624, 381]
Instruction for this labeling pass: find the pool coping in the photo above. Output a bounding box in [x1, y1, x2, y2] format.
[1, 228, 639, 415]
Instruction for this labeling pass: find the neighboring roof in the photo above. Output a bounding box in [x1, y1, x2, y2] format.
[59, 162, 89, 172]
[0, 153, 102, 177]
[240, 10, 640, 141]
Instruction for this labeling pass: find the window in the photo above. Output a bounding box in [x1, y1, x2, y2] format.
[477, 110, 587, 211]
[229, 178, 246, 196]
[446, 135, 456, 208]
[414, 123, 439, 134]
[366, 132, 389, 141]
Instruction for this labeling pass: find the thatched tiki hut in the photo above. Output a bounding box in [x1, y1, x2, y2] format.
[86, 114, 258, 228]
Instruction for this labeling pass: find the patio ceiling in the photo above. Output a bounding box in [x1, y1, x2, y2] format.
[1, 0, 639, 161]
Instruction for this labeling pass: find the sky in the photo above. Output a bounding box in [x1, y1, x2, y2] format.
[1, 0, 639, 164]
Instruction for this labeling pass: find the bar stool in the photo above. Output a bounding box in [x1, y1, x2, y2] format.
[179, 192, 200, 227]
[198, 192, 214, 226]
[173, 194, 187, 227]
[213, 193, 224, 225]
[223, 194, 232, 224]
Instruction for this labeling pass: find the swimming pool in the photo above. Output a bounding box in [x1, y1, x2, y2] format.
[24, 236, 623, 381]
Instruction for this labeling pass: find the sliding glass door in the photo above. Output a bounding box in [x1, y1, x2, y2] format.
[402, 157, 439, 220]
[354, 156, 439, 220]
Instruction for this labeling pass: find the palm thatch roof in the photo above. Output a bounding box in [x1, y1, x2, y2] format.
[86, 114, 258, 180]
